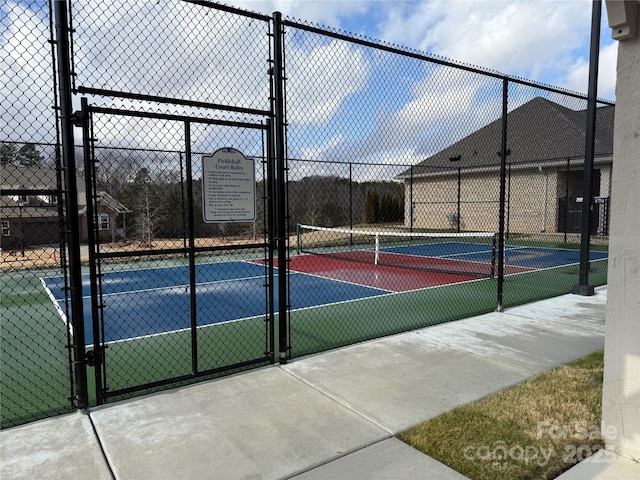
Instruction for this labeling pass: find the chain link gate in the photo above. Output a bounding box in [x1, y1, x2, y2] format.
[76, 100, 276, 403]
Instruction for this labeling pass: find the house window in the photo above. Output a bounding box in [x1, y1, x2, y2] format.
[1, 221, 10, 237]
[98, 214, 110, 231]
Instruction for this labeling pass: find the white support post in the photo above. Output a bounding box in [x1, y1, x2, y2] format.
[602, 0, 640, 462]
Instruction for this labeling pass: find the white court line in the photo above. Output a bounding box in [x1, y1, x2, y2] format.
[40, 277, 72, 337]
[94, 274, 266, 299]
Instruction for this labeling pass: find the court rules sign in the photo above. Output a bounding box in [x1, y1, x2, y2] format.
[202, 148, 256, 223]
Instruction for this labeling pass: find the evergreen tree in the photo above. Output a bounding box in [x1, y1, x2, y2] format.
[0, 143, 17, 166]
[363, 190, 379, 223]
[318, 200, 345, 227]
[379, 192, 393, 222]
[0, 142, 43, 167]
[15, 143, 43, 167]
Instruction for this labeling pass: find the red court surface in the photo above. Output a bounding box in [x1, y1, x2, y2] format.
[286, 254, 479, 292]
[266, 252, 534, 293]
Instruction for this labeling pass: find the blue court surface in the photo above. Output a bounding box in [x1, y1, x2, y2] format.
[501, 245, 608, 269]
[42, 244, 608, 345]
[382, 242, 608, 269]
[42, 261, 388, 344]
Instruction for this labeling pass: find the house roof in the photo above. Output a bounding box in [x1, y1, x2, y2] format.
[1, 165, 59, 190]
[398, 97, 615, 177]
[77, 192, 131, 215]
[0, 202, 60, 219]
[1, 166, 130, 216]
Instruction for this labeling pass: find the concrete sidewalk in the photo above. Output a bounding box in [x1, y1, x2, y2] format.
[2, 286, 638, 479]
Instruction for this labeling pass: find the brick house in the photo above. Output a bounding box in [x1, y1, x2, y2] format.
[396, 97, 614, 237]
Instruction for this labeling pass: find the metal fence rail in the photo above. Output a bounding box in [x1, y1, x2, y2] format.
[1, 0, 611, 428]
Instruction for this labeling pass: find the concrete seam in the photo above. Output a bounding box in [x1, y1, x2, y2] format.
[279, 366, 396, 435]
[280, 436, 394, 479]
[86, 411, 118, 480]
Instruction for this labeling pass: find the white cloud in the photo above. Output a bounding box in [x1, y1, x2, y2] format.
[301, 134, 347, 160]
[562, 41, 618, 100]
[1, 2, 56, 143]
[2, 0, 618, 162]
[286, 39, 369, 125]
[356, 148, 422, 182]
[395, 68, 478, 131]
[226, 0, 370, 25]
[374, 1, 440, 52]
[72, 1, 271, 111]
[435, 2, 588, 73]
[355, 66, 502, 163]
[376, 0, 617, 98]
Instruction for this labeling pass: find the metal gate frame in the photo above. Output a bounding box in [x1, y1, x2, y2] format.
[54, 0, 292, 408]
[76, 99, 277, 404]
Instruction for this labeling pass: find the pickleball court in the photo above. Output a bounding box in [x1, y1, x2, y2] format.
[41, 239, 608, 345]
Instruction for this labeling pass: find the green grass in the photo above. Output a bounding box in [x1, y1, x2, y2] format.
[397, 350, 604, 480]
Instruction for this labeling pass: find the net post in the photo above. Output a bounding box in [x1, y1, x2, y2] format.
[375, 234, 379, 265]
[296, 223, 300, 254]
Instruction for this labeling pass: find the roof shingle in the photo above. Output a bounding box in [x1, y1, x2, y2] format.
[399, 97, 614, 177]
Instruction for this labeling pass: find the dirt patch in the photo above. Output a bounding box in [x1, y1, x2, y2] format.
[1, 247, 60, 271]
[0, 237, 262, 271]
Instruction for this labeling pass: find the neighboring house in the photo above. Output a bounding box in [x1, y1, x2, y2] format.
[77, 191, 131, 244]
[397, 97, 614, 236]
[1, 166, 130, 250]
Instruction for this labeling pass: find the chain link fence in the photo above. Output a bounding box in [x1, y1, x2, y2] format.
[1, 0, 73, 428]
[2, 0, 611, 428]
[280, 18, 610, 358]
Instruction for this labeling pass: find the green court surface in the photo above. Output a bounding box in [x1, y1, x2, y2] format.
[1, 269, 74, 429]
[0, 255, 608, 429]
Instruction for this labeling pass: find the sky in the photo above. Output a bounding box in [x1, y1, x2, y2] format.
[226, 0, 618, 100]
[1, 0, 619, 178]
[218, 0, 619, 176]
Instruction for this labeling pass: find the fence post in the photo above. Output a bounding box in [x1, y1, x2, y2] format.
[272, 11, 289, 363]
[266, 119, 276, 360]
[573, 0, 602, 296]
[564, 158, 570, 243]
[53, 0, 88, 410]
[506, 164, 511, 241]
[409, 166, 414, 232]
[78, 98, 106, 405]
[456, 166, 461, 233]
[184, 121, 199, 375]
[496, 78, 509, 312]
[349, 163, 353, 241]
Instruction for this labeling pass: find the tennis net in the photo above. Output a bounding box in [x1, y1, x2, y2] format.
[295, 224, 498, 278]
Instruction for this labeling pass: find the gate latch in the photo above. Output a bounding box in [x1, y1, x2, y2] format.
[71, 110, 86, 128]
[84, 348, 103, 367]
